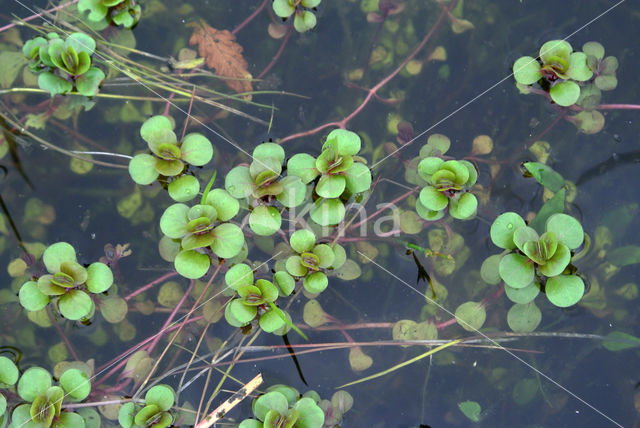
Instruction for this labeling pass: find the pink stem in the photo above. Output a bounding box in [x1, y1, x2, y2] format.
[0, 0, 80, 33]
[48, 308, 80, 361]
[124, 271, 179, 301]
[278, 4, 449, 144]
[147, 279, 196, 353]
[232, 0, 269, 35]
[349, 186, 418, 229]
[257, 25, 293, 79]
[596, 103, 640, 110]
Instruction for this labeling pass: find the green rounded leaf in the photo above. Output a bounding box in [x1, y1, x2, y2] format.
[567, 52, 593, 81]
[480, 254, 502, 285]
[259, 308, 286, 333]
[205, 189, 240, 221]
[60, 369, 91, 401]
[505, 282, 540, 304]
[540, 40, 572, 65]
[253, 142, 285, 164]
[56, 411, 86, 428]
[274, 271, 295, 296]
[309, 198, 345, 226]
[129, 154, 160, 185]
[140, 115, 174, 143]
[594, 74, 617, 91]
[38, 71, 73, 96]
[225, 165, 254, 198]
[174, 249, 210, 279]
[512, 226, 539, 253]
[418, 157, 444, 180]
[344, 162, 372, 194]
[513, 56, 542, 85]
[293, 396, 325, 427]
[18, 367, 52, 401]
[324, 129, 361, 156]
[415, 198, 445, 221]
[43, 242, 77, 273]
[454, 301, 486, 332]
[160, 203, 189, 238]
[66, 32, 96, 55]
[550, 81, 580, 107]
[316, 174, 346, 199]
[285, 255, 308, 277]
[75, 67, 105, 96]
[546, 275, 584, 307]
[145, 385, 175, 411]
[0, 356, 19, 387]
[538, 243, 570, 277]
[249, 206, 282, 236]
[499, 253, 534, 289]
[181, 133, 213, 166]
[168, 175, 199, 202]
[507, 302, 542, 333]
[224, 299, 257, 327]
[313, 244, 335, 268]
[582, 41, 605, 60]
[421, 134, 451, 157]
[287, 153, 319, 184]
[19, 281, 50, 311]
[154, 158, 184, 177]
[272, 0, 295, 18]
[290, 229, 316, 253]
[490, 212, 526, 249]
[277, 176, 308, 208]
[253, 391, 289, 421]
[225, 263, 254, 290]
[449, 193, 477, 220]
[303, 272, 328, 294]
[546, 213, 584, 249]
[59, 290, 93, 320]
[85, 262, 113, 293]
[99, 296, 128, 323]
[419, 186, 448, 211]
[210, 223, 245, 258]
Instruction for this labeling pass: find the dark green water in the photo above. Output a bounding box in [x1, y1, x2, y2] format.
[1, 0, 639, 427]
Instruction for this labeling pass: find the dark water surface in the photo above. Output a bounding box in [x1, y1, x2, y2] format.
[1, 1, 639, 427]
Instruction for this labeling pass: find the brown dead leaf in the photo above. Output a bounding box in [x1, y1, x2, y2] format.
[189, 21, 253, 99]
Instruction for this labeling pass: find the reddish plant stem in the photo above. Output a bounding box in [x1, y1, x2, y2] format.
[93, 315, 204, 386]
[232, 0, 269, 35]
[47, 307, 80, 361]
[257, 25, 293, 79]
[596, 103, 640, 110]
[147, 279, 196, 353]
[349, 186, 418, 230]
[278, 4, 450, 144]
[124, 271, 179, 301]
[0, 0, 80, 33]
[162, 93, 175, 117]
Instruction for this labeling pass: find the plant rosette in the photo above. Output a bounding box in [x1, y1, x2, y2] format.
[238, 384, 325, 428]
[416, 153, 478, 221]
[224, 142, 307, 236]
[78, 0, 142, 29]
[18, 242, 114, 321]
[223, 263, 296, 334]
[118, 384, 175, 428]
[272, 0, 321, 33]
[283, 229, 345, 295]
[287, 129, 372, 226]
[159, 188, 244, 279]
[129, 115, 214, 185]
[486, 212, 586, 307]
[23, 32, 105, 97]
[9, 366, 90, 428]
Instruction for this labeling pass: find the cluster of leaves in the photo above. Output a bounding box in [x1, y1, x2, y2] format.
[129, 115, 214, 185]
[513, 40, 618, 118]
[284, 229, 346, 295]
[118, 385, 175, 428]
[158, 181, 245, 279]
[239, 384, 352, 428]
[18, 242, 114, 321]
[406, 134, 478, 220]
[272, 0, 321, 33]
[0, 358, 92, 428]
[225, 143, 306, 236]
[78, 0, 142, 29]
[288, 129, 372, 226]
[483, 212, 586, 309]
[22, 32, 105, 97]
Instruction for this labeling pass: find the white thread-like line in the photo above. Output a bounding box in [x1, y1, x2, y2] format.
[358, 250, 623, 427]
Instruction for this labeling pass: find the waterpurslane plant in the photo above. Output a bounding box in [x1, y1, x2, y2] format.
[129, 115, 214, 185]
[272, 0, 321, 33]
[22, 32, 105, 97]
[117, 385, 175, 428]
[483, 212, 585, 307]
[18, 242, 114, 321]
[78, 0, 142, 29]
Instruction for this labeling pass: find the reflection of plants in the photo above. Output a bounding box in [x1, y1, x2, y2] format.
[284, 229, 346, 294]
[118, 385, 175, 428]
[272, 0, 321, 33]
[18, 242, 114, 320]
[128, 115, 214, 185]
[78, 0, 142, 29]
[22, 32, 105, 96]
[484, 212, 585, 308]
[288, 129, 372, 226]
[223, 263, 295, 334]
[5, 365, 91, 428]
